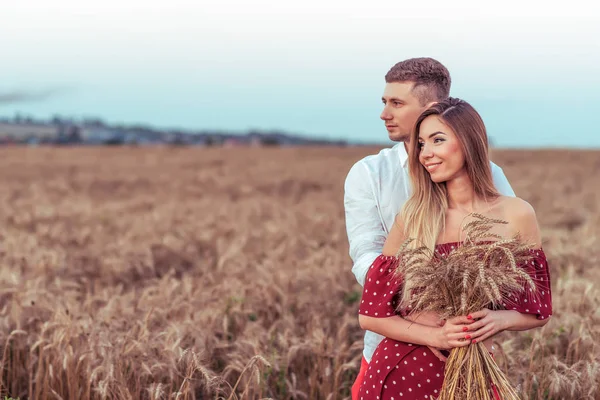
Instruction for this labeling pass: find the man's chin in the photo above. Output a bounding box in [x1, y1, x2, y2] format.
[388, 133, 410, 142]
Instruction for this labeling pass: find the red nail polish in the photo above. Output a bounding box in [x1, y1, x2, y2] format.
[467, 315, 473, 320]
[472, 339, 477, 343]
[465, 335, 471, 339]
[462, 326, 468, 332]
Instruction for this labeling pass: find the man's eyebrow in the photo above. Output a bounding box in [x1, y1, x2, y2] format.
[382, 97, 404, 102]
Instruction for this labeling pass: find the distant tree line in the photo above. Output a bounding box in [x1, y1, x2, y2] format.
[0, 114, 351, 147]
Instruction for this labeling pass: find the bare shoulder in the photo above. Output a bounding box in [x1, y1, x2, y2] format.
[500, 196, 536, 218]
[499, 197, 541, 247]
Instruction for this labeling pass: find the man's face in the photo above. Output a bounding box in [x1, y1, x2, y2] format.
[380, 81, 429, 142]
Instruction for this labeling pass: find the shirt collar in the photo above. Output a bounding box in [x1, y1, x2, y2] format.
[394, 142, 409, 168]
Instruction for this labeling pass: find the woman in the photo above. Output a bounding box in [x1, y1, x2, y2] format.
[357, 98, 552, 399]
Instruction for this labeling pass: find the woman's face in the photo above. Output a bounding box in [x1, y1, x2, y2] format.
[417, 115, 466, 183]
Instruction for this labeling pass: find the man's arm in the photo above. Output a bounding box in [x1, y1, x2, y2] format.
[490, 162, 516, 196]
[344, 162, 387, 287]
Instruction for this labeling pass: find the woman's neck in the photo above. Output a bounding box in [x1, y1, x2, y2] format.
[446, 173, 482, 213]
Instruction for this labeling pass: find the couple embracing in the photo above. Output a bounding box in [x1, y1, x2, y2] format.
[344, 58, 553, 399]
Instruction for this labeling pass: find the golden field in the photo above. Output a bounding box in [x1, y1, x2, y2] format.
[0, 146, 598, 400]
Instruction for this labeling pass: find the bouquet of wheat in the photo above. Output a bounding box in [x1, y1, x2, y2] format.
[394, 214, 537, 400]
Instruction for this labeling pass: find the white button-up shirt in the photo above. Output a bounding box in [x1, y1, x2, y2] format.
[344, 143, 515, 362]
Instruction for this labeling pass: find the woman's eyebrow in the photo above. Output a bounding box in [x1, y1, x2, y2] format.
[428, 131, 446, 138]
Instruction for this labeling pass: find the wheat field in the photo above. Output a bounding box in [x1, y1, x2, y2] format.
[0, 146, 598, 400]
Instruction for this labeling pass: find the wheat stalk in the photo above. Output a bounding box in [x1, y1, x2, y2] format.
[394, 214, 539, 399]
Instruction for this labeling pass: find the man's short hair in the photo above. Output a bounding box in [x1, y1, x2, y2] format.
[385, 57, 451, 105]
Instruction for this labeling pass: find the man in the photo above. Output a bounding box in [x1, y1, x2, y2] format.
[344, 57, 515, 399]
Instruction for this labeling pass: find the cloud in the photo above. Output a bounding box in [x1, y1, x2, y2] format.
[0, 87, 70, 104]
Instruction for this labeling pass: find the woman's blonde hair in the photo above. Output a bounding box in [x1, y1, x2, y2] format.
[400, 97, 500, 251]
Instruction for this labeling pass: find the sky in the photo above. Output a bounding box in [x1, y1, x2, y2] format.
[1, 0, 599, 147]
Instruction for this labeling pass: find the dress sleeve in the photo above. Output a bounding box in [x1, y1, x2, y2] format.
[358, 255, 402, 318]
[504, 249, 553, 320]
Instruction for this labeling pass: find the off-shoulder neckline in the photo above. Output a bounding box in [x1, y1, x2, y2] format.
[435, 241, 544, 251]
[380, 241, 545, 259]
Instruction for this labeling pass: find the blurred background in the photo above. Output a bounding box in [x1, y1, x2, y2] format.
[2, 0, 599, 148]
[1, 2, 599, 400]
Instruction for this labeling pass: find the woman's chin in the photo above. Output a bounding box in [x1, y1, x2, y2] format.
[428, 173, 446, 183]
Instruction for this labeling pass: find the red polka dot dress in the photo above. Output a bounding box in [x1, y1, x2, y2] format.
[358, 242, 553, 400]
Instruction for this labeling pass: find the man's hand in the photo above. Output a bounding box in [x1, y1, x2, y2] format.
[428, 345, 448, 362]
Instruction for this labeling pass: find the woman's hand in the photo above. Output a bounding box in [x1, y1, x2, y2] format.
[463, 309, 511, 344]
[405, 311, 448, 361]
[432, 315, 474, 350]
